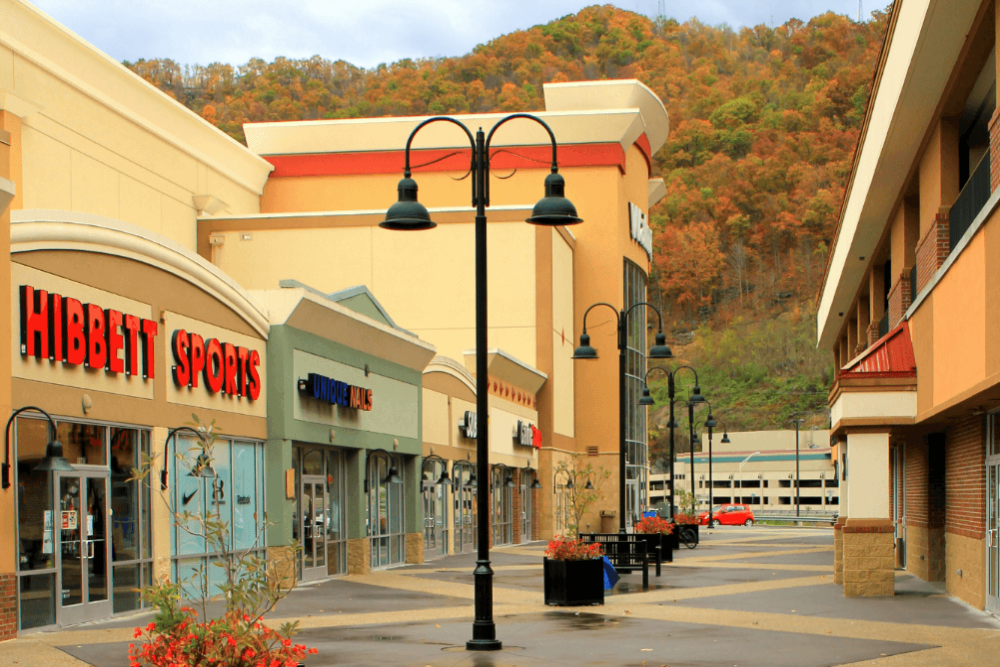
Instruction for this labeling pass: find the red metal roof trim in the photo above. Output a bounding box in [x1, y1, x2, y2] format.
[839, 320, 917, 379]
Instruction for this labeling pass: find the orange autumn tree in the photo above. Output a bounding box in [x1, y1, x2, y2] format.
[655, 222, 726, 321]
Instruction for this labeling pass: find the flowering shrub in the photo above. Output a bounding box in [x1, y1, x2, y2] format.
[634, 516, 674, 535]
[128, 416, 317, 666]
[673, 513, 699, 525]
[545, 536, 604, 561]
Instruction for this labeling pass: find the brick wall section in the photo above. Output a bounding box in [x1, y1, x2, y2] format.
[886, 272, 912, 329]
[531, 487, 540, 541]
[945, 415, 985, 539]
[905, 439, 929, 529]
[914, 212, 950, 295]
[989, 107, 1000, 193]
[0, 573, 15, 641]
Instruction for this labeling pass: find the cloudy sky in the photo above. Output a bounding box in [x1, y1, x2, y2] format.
[31, 1, 873, 69]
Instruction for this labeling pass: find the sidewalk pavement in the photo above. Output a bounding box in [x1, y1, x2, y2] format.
[4, 526, 998, 666]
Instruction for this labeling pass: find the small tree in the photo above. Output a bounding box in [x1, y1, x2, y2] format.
[674, 488, 700, 524]
[128, 415, 314, 666]
[553, 457, 611, 537]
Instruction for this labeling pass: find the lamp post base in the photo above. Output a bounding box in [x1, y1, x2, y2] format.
[466, 638, 504, 651]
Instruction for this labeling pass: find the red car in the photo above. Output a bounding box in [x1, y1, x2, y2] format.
[699, 503, 755, 527]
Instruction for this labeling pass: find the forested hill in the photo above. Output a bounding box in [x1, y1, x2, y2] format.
[125, 5, 891, 437]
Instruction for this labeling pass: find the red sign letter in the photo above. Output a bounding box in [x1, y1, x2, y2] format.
[189, 334, 205, 388]
[63, 298, 86, 365]
[247, 350, 261, 401]
[123, 315, 140, 376]
[140, 319, 158, 379]
[19, 285, 49, 359]
[171, 330, 190, 387]
[203, 338, 224, 393]
[85, 304, 107, 370]
[105, 310, 124, 374]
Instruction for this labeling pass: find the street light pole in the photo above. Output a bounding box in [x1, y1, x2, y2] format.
[574, 304, 672, 533]
[381, 113, 582, 652]
[688, 401, 696, 512]
[638, 367, 704, 520]
[795, 419, 801, 518]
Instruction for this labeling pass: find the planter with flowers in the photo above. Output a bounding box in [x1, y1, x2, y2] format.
[670, 513, 700, 549]
[543, 537, 605, 606]
[634, 515, 674, 564]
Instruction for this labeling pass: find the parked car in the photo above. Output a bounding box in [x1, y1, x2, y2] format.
[699, 504, 754, 527]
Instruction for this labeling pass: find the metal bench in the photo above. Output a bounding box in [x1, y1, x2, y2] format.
[580, 533, 654, 590]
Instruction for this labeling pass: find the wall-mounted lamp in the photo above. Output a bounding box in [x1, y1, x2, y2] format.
[3, 406, 72, 488]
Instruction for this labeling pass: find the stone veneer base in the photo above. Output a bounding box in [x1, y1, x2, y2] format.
[347, 538, 371, 576]
[833, 517, 846, 586]
[842, 519, 895, 597]
[405, 532, 424, 565]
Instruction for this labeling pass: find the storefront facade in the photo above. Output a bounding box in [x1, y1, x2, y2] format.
[8, 212, 269, 630]
[421, 351, 544, 559]
[256, 282, 434, 579]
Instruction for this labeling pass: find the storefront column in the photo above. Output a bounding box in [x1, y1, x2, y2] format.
[834, 442, 847, 585]
[150, 427, 172, 585]
[403, 455, 423, 564]
[0, 112, 19, 641]
[265, 439, 295, 589]
[345, 450, 369, 575]
[843, 432, 895, 597]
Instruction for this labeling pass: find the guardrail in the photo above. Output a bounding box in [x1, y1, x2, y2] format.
[753, 513, 837, 525]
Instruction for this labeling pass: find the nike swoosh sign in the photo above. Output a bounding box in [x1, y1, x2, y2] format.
[182, 490, 198, 506]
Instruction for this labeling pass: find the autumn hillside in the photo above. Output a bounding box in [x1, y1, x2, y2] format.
[125, 5, 891, 444]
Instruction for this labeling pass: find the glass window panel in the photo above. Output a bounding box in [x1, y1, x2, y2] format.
[302, 450, 323, 476]
[110, 429, 140, 562]
[58, 423, 107, 466]
[231, 442, 257, 551]
[141, 432, 152, 560]
[19, 573, 55, 630]
[86, 476, 109, 603]
[15, 418, 54, 572]
[113, 563, 141, 614]
[174, 437, 206, 557]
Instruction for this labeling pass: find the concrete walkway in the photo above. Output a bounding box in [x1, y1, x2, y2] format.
[5, 526, 999, 666]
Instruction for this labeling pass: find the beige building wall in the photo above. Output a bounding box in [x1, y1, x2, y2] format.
[551, 230, 575, 438]
[0, 0, 270, 252]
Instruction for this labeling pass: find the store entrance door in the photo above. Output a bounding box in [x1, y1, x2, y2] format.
[987, 461, 1000, 615]
[300, 476, 328, 582]
[55, 471, 111, 626]
[892, 446, 906, 569]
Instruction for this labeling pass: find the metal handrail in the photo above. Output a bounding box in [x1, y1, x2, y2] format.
[950, 148, 991, 252]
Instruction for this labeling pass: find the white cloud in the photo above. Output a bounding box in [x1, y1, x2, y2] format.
[28, 0, 870, 69]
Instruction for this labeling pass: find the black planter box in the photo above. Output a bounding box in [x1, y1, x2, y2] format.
[543, 557, 605, 606]
[635, 532, 673, 563]
[668, 522, 699, 550]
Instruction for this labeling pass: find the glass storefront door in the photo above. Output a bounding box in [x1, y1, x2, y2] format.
[988, 461, 999, 615]
[55, 471, 111, 626]
[421, 459, 448, 560]
[452, 463, 475, 554]
[492, 467, 513, 547]
[293, 447, 346, 581]
[300, 476, 328, 581]
[520, 470, 532, 543]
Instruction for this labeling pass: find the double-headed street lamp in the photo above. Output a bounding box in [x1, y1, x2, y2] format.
[572, 303, 673, 533]
[691, 401, 717, 515]
[639, 367, 703, 519]
[704, 416, 729, 510]
[381, 113, 581, 652]
[790, 417, 806, 517]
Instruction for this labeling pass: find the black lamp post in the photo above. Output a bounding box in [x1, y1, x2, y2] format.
[700, 403, 717, 518]
[638, 366, 704, 520]
[573, 304, 672, 533]
[3, 406, 72, 488]
[381, 113, 581, 652]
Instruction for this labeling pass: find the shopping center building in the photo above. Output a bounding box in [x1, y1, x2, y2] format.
[818, 0, 1000, 609]
[0, 0, 671, 636]
[200, 78, 671, 540]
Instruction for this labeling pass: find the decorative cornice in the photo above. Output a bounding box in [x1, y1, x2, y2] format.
[11, 209, 269, 337]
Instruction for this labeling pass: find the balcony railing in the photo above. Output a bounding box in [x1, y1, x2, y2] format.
[877, 310, 889, 339]
[909, 264, 917, 301]
[950, 148, 991, 252]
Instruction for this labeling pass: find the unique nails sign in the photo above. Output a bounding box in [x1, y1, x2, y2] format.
[299, 372, 373, 411]
[170, 329, 262, 401]
[19, 285, 158, 378]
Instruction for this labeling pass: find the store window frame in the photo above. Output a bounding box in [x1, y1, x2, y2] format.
[624, 258, 650, 528]
[14, 415, 154, 631]
[169, 436, 267, 600]
[292, 445, 347, 581]
[366, 450, 405, 569]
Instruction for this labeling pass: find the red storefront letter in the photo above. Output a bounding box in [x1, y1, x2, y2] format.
[171, 330, 190, 387]
[140, 320, 158, 379]
[189, 334, 205, 388]
[63, 298, 86, 365]
[123, 315, 141, 376]
[203, 338, 224, 393]
[19, 285, 48, 359]
[105, 310, 124, 374]
[85, 304, 107, 370]
[247, 350, 261, 401]
[223, 343, 238, 395]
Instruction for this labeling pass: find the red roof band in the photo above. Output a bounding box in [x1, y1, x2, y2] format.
[840, 320, 917, 379]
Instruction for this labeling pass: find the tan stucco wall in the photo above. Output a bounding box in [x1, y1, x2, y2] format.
[551, 231, 575, 438]
[0, 2, 268, 253]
